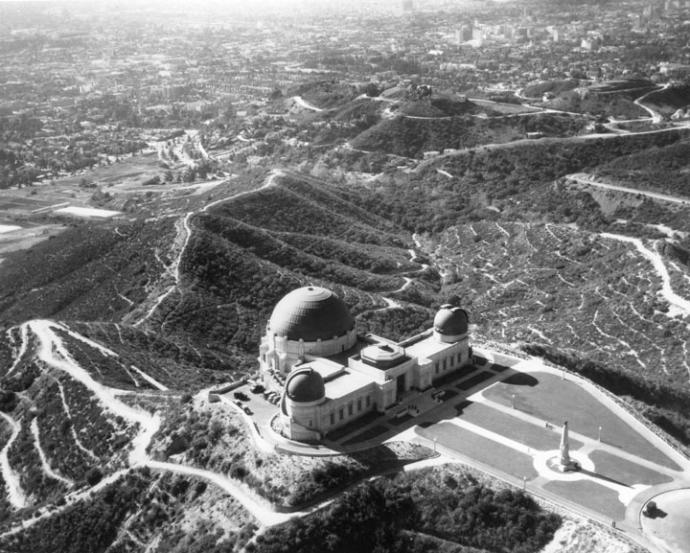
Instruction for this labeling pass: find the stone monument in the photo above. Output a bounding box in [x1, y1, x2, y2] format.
[559, 421, 579, 472]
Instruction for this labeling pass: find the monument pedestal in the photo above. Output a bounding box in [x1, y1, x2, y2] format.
[545, 455, 580, 473]
[557, 421, 579, 472]
[557, 459, 579, 472]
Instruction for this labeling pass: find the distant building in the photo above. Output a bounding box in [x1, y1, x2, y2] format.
[659, 63, 690, 79]
[402, 0, 414, 12]
[259, 286, 471, 442]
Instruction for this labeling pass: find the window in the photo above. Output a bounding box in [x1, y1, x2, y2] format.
[366, 396, 371, 407]
[339, 408, 344, 421]
[442, 359, 447, 370]
[457, 352, 462, 364]
[308, 420, 312, 428]
[434, 361, 439, 373]
[330, 413, 335, 425]
[357, 398, 362, 412]
[348, 403, 353, 416]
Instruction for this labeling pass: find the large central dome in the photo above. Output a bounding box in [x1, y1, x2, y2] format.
[268, 286, 355, 341]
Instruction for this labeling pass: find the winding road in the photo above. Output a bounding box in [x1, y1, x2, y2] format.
[134, 170, 282, 327]
[0, 411, 26, 509]
[0, 318, 308, 537]
[600, 233, 690, 318]
[567, 173, 690, 206]
[291, 96, 323, 113]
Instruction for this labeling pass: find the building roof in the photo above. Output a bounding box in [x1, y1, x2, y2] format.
[268, 286, 354, 341]
[360, 343, 408, 369]
[323, 369, 374, 400]
[286, 367, 325, 403]
[404, 332, 460, 360]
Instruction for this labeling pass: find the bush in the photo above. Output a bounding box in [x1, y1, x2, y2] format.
[0, 391, 18, 413]
[85, 467, 103, 486]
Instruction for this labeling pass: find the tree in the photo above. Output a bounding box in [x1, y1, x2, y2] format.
[85, 467, 103, 486]
[364, 83, 381, 97]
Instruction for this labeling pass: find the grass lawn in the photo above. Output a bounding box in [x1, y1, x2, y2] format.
[484, 371, 680, 470]
[543, 480, 626, 521]
[457, 370, 494, 391]
[459, 402, 583, 452]
[589, 450, 673, 486]
[418, 422, 538, 480]
[0, 196, 56, 210]
[55, 154, 161, 187]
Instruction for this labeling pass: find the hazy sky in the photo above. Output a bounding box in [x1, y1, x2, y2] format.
[0, 0, 517, 26]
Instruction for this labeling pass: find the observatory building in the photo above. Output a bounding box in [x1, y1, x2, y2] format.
[259, 286, 471, 442]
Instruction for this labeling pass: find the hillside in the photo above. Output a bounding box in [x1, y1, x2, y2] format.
[2, 92, 690, 553]
[546, 90, 647, 118]
[523, 79, 580, 98]
[395, 95, 487, 118]
[146, 172, 438, 368]
[0, 220, 176, 325]
[0, 319, 257, 552]
[593, 139, 690, 198]
[350, 113, 587, 158]
[644, 85, 690, 117]
[289, 81, 361, 110]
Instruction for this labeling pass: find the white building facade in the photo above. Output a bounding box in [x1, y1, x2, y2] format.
[259, 286, 471, 442]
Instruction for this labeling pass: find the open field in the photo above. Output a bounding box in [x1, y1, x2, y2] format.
[460, 401, 583, 451]
[0, 195, 60, 213]
[418, 422, 539, 480]
[544, 480, 627, 520]
[0, 224, 65, 263]
[484, 372, 679, 469]
[472, 98, 541, 115]
[51, 152, 163, 188]
[588, 450, 672, 486]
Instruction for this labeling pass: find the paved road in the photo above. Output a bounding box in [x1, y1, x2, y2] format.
[567, 173, 690, 205]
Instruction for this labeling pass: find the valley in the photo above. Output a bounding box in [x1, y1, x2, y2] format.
[3, 0, 690, 551]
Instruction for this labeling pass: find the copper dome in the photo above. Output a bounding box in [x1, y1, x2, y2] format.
[268, 286, 354, 342]
[286, 368, 325, 403]
[433, 305, 469, 336]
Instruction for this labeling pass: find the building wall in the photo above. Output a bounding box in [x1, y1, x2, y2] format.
[282, 382, 379, 438]
[428, 337, 470, 384]
[276, 332, 471, 441]
[259, 328, 357, 378]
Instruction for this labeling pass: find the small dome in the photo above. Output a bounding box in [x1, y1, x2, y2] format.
[434, 304, 468, 336]
[286, 368, 325, 403]
[269, 286, 354, 342]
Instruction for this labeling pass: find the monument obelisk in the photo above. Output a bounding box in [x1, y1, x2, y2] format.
[559, 421, 578, 471]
